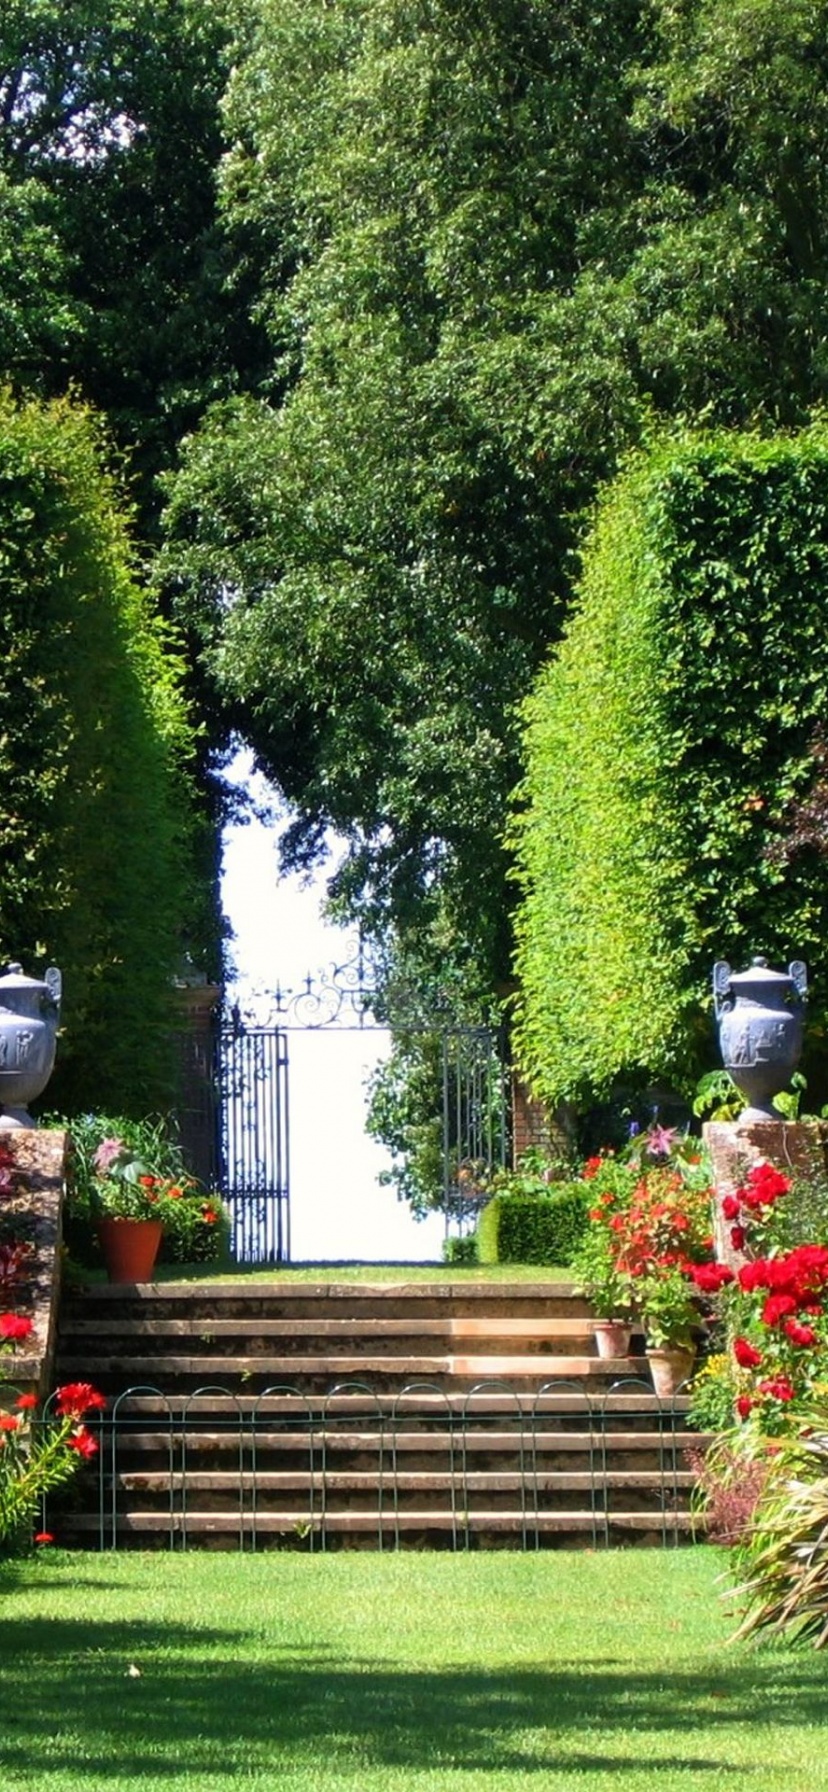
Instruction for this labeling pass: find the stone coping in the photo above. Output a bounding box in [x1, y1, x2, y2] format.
[0, 1128, 67, 1400]
[70, 1279, 580, 1301]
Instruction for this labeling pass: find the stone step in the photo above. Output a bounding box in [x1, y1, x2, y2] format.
[56, 1351, 639, 1386]
[114, 1468, 696, 1494]
[59, 1507, 697, 1541]
[112, 1427, 698, 1453]
[60, 1281, 592, 1320]
[60, 1315, 610, 1341]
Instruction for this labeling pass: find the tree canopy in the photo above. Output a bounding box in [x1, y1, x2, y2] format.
[160, 0, 828, 998]
[0, 0, 261, 524]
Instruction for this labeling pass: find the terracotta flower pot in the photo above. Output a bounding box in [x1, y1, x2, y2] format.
[97, 1217, 163, 1284]
[592, 1319, 633, 1360]
[646, 1345, 696, 1399]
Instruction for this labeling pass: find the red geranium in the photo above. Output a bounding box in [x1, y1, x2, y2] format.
[690, 1262, 735, 1294]
[0, 1313, 33, 1341]
[757, 1375, 796, 1402]
[733, 1336, 763, 1369]
[783, 1319, 818, 1348]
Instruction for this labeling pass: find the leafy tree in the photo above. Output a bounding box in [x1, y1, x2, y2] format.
[160, 0, 828, 1003]
[0, 0, 262, 525]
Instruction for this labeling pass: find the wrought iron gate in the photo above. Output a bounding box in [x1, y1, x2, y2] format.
[215, 947, 508, 1265]
[217, 1023, 290, 1264]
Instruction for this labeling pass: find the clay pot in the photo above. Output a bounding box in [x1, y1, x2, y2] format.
[646, 1345, 696, 1399]
[592, 1319, 633, 1360]
[97, 1217, 163, 1284]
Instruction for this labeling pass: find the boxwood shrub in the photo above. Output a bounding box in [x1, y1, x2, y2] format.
[477, 1181, 589, 1266]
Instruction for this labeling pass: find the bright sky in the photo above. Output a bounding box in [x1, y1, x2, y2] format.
[219, 749, 445, 1262]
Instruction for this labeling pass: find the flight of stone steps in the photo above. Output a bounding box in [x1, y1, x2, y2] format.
[51, 1279, 706, 1549]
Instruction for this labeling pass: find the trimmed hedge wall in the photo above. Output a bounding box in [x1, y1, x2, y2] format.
[0, 393, 199, 1112]
[477, 1183, 589, 1266]
[512, 425, 828, 1110]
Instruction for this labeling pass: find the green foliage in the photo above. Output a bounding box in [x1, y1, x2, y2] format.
[441, 1235, 478, 1267]
[0, 1, 255, 527]
[687, 1352, 739, 1433]
[513, 426, 828, 1108]
[57, 1111, 229, 1267]
[479, 1183, 589, 1268]
[0, 394, 200, 1113]
[730, 1412, 828, 1648]
[161, 0, 828, 1000]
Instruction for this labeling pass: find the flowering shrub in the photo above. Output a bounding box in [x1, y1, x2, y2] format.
[0, 1379, 105, 1550]
[571, 1128, 726, 1345]
[719, 1162, 828, 1430]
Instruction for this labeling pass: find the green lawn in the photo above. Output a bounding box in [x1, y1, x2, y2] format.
[0, 1548, 825, 1791]
[158, 1260, 575, 1284]
[70, 1260, 575, 1285]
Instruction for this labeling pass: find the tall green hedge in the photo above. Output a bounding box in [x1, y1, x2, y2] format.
[512, 425, 828, 1110]
[0, 392, 198, 1112]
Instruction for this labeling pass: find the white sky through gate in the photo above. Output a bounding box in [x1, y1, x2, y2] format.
[219, 749, 445, 1261]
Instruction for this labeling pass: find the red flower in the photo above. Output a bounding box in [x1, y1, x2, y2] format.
[33, 1532, 55, 1545]
[67, 1426, 98, 1458]
[783, 1319, 818, 1348]
[0, 1412, 20, 1431]
[739, 1163, 791, 1210]
[201, 1207, 219, 1225]
[721, 1194, 742, 1221]
[761, 1293, 799, 1327]
[0, 1313, 33, 1340]
[582, 1156, 603, 1180]
[757, 1375, 796, 1402]
[15, 1392, 38, 1410]
[736, 1394, 754, 1420]
[729, 1226, 747, 1252]
[689, 1262, 735, 1294]
[733, 1336, 763, 1369]
[55, 1382, 106, 1418]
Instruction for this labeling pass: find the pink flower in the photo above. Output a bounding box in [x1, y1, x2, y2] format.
[646, 1125, 678, 1158]
[92, 1137, 125, 1174]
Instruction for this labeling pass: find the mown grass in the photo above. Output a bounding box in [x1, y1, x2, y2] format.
[152, 1259, 575, 1284]
[0, 1548, 825, 1791]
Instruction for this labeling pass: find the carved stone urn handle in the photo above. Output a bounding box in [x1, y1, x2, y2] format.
[712, 960, 732, 1022]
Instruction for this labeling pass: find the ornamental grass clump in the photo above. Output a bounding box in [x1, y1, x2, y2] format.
[728, 1414, 828, 1648]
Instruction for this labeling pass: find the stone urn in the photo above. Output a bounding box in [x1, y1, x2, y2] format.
[713, 956, 806, 1124]
[0, 962, 62, 1127]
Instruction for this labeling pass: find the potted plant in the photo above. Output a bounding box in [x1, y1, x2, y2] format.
[634, 1261, 702, 1395]
[571, 1227, 637, 1358]
[87, 1136, 216, 1283]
